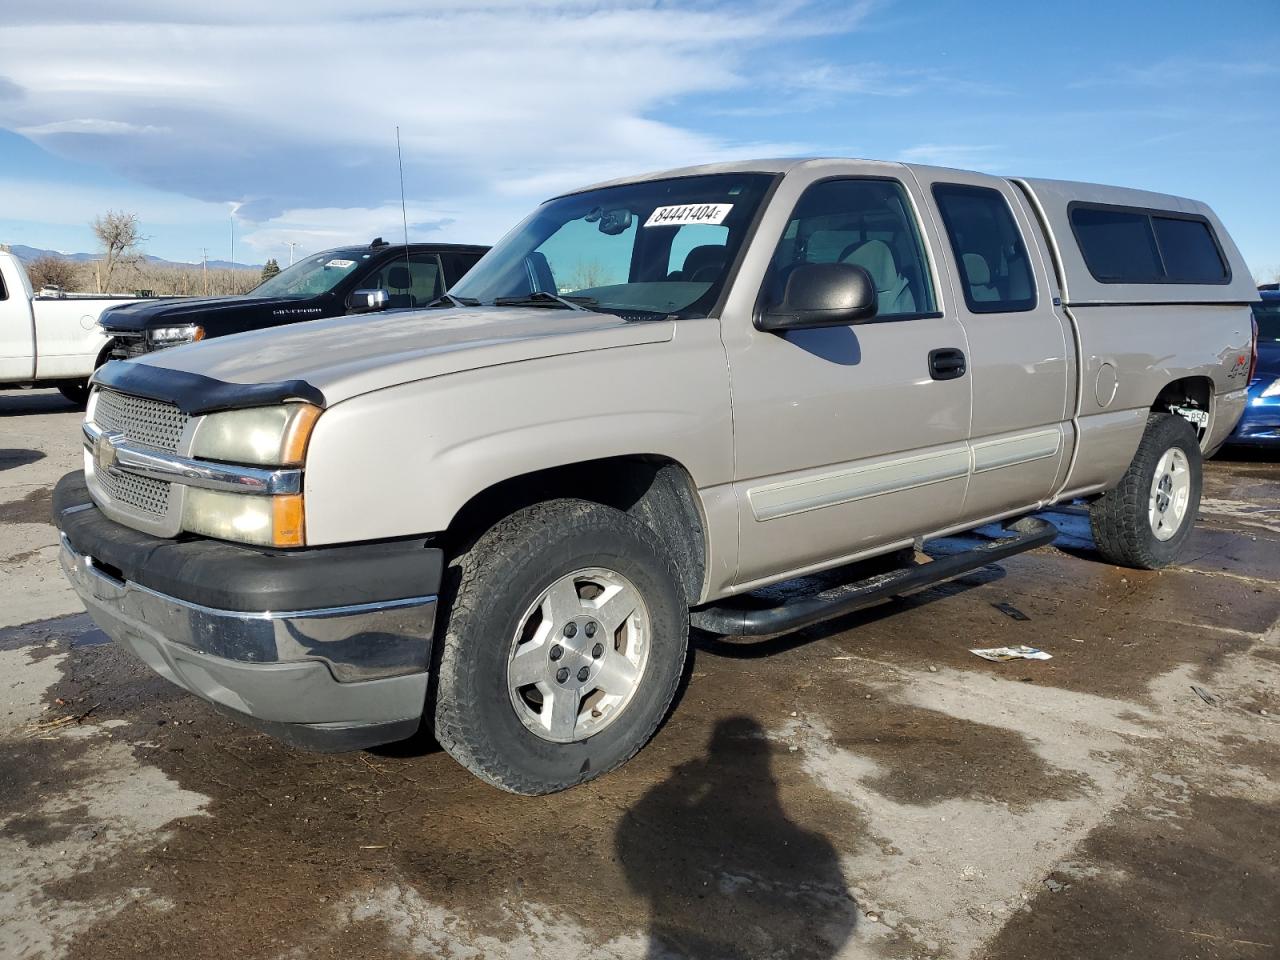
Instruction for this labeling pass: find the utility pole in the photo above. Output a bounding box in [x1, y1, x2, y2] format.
[201, 248, 209, 296]
[286, 241, 298, 266]
[230, 212, 235, 266]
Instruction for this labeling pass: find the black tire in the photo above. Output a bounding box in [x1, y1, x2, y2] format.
[1089, 413, 1202, 569]
[57, 380, 91, 407]
[432, 498, 688, 794]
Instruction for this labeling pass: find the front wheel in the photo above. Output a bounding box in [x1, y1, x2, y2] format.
[432, 498, 688, 794]
[1089, 412, 1203, 569]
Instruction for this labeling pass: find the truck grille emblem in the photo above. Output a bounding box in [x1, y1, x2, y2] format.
[94, 433, 124, 475]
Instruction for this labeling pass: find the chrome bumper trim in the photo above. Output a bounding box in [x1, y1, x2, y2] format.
[83, 420, 302, 496]
[60, 534, 435, 682]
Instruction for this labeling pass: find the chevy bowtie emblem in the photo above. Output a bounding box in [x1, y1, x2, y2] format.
[94, 432, 124, 475]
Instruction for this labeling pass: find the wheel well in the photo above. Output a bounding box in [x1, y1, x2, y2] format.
[1152, 376, 1213, 442]
[443, 455, 707, 606]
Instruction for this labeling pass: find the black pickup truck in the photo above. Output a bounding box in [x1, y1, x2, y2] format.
[102, 239, 489, 358]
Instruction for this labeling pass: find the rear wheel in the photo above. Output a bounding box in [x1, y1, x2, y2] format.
[56, 380, 91, 407]
[432, 498, 688, 794]
[1089, 412, 1202, 569]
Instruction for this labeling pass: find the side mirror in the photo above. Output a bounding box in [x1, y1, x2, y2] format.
[347, 288, 390, 313]
[756, 262, 878, 332]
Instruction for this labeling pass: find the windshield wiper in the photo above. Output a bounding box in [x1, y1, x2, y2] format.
[430, 293, 482, 307]
[492, 292, 598, 312]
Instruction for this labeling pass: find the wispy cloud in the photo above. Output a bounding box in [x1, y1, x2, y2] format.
[1069, 56, 1280, 89]
[707, 61, 1006, 118]
[18, 118, 168, 136]
[0, 0, 859, 260]
[895, 143, 1004, 171]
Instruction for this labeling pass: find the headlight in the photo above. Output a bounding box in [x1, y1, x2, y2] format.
[1262, 378, 1280, 399]
[183, 402, 321, 547]
[183, 489, 305, 547]
[190, 403, 321, 466]
[148, 324, 205, 345]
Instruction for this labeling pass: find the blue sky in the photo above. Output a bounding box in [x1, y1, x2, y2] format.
[0, 0, 1276, 278]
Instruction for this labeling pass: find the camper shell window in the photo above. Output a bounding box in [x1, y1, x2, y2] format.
[1068, 202, 1229, 285]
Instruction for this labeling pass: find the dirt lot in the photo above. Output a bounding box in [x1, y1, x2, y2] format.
[2, 387, 1278, 960]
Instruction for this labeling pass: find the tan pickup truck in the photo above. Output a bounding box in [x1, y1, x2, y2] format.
[55, 158, 1258, 793]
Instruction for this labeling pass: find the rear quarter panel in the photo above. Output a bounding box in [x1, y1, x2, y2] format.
[1061, 303, 1253, 492]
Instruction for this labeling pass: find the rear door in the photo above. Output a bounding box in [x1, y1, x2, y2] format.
[909, 169, 1074, 522]
[721, 165, 973, 589]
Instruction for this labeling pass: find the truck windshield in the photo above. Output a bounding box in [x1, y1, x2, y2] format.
[246, 248, 372, 299]
[1255, 300, 1280, 342]
[450, 174, 776, 318]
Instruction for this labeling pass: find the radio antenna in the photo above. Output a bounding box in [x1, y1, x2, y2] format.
[396, 126, 411, 276]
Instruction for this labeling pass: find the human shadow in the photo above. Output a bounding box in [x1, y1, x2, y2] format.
[615, 716, 857, 959]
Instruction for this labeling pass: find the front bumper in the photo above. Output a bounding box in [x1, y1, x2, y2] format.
[54, 471, 441, 751]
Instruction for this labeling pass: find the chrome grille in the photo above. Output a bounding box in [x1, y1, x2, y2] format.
[110, 336, 150, 361]
[96, 466, 171, 516]
[94, 389, 189, 453]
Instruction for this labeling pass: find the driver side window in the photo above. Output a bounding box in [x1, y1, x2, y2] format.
[766, 178, 936, 319]
[360, 254, 443, 308]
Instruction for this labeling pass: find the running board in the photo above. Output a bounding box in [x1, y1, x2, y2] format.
[690, 516, 1058, 637]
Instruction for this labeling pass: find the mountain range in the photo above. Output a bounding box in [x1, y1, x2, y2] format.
[5, 243, 261, 271]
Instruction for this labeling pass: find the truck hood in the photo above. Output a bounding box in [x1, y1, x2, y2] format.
[100, 295, 300, 331]
[129, 306, 675, 406]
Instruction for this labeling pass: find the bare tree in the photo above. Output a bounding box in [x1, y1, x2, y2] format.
[27, 255, 82, 291]
[91, 210, 146, 293]
[561, 259, 611, 293]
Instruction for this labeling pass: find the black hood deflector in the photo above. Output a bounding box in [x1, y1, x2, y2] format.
[92, 361, 326, 415]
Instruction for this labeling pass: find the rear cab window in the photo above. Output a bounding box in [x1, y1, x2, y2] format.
[1070, 203, 1229, 284]
[932, 183, 1036, 313]
[763, 178, 937, 320]
[666, 224, 730, 280]
[439, 251, 483, 287]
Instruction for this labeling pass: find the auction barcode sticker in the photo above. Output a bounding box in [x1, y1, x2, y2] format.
[644, 203, 733, 228]
[325, 258, 356, 269]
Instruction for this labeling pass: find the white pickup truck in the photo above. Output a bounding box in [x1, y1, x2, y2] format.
[0, 250, 157, 405]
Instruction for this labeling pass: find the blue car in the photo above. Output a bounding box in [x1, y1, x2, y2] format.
[1227, 289, 1280, 448]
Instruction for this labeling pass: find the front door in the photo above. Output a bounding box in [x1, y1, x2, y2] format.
[721, 167, 973, 590]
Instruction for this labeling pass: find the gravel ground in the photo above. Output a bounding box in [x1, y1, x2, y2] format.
[2, 386, 1278, 960]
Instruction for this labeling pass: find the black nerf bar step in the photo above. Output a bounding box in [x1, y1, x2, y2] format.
[690, 515, 1058, 637]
